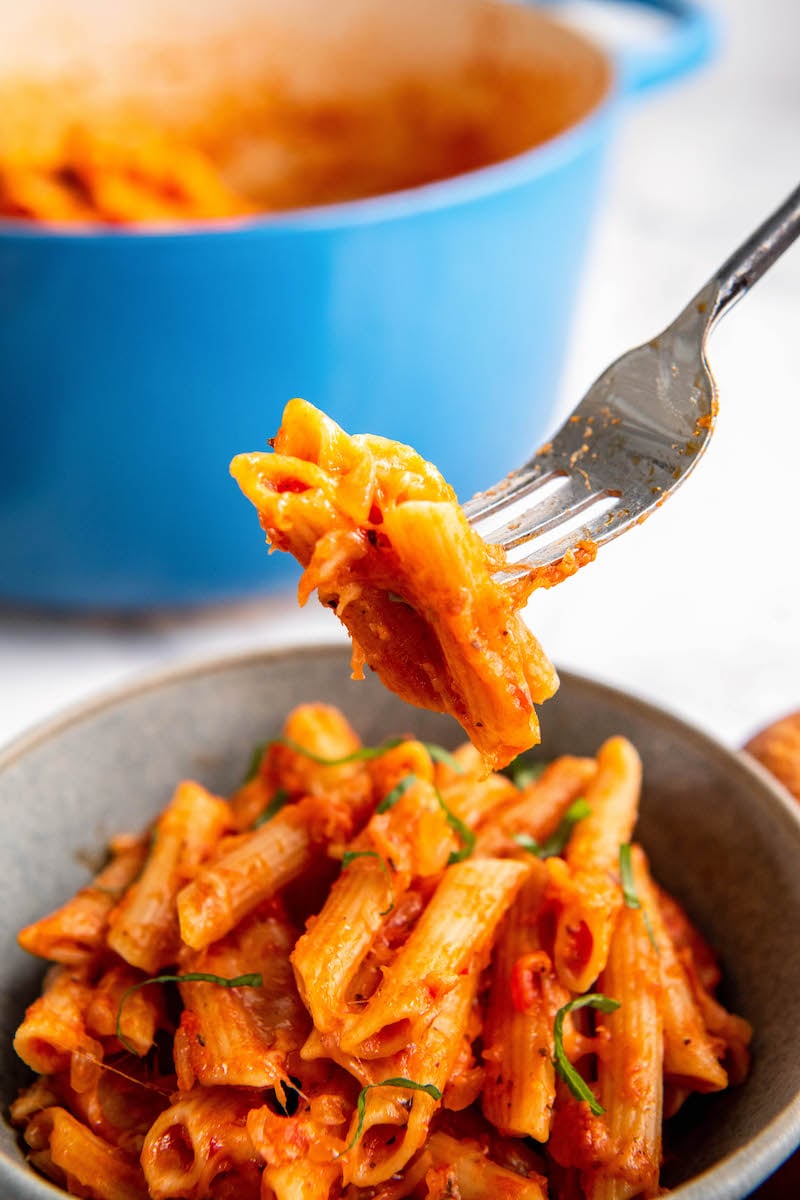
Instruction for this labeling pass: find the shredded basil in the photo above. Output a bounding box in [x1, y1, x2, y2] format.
[376, 773, 417, 814]
[507, 759, 549, 788]
[434, 786, 476, 864]
[253, 788, 290, 828]
[423, 744, 463, 773]
[343, 1078, 442, 1153]
[341, 850, 394, 915]
[513, 797, 592, 859]
[553, 993, 621, 1115]
[619, 843, 659, 952]
[619, 843, 639, 908]
[116, 972, 262, 1056]
[243, 741, 269, 784]
[245, 736, 463, 776]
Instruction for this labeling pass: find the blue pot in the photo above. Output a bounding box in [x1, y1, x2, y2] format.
[0, 0, 713, 610]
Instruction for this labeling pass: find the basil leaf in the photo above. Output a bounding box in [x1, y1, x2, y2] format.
[343, 1077, 442, 1154]
[248, 736, 463, 775]
[619, 843, 659, 952]
[619, 843, 640, 909]
[273, 735, 405, 766]
[508, 759, 549, 788]
[514, 798, 592, 859]
[553, 993, 621, 1115]
[253, 788, 290, 828]
[243, 741, 269, 784]
[116, 972, 262, 1056]
[376, 773, 417, 814]
[434, 786, 476, 864]
[340, 850, 394, 915]
[423, 744, 463, 773]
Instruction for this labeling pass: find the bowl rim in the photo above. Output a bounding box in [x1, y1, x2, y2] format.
[2, 641, 800, 1200]
[0, 15, 617, 242]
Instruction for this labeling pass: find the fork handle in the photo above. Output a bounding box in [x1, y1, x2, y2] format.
[705, 181, 800, 327]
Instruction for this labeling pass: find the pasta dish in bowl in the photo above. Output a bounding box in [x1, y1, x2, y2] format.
[2, 649, 800, 1200]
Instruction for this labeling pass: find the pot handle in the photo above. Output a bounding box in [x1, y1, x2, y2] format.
[535, 0, 716, 96]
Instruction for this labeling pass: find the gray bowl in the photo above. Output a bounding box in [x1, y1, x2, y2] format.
[1, 645, 799, 1199]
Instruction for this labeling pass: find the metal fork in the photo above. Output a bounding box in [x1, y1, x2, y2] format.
[464, 183, 800, 575]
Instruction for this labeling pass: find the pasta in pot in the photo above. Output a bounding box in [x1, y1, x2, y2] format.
[12, 703, 751, 1200]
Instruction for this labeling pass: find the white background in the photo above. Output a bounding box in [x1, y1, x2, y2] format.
[1, 0, 798, 752]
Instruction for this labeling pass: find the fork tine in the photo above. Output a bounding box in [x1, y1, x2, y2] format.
[497, 488, 621, 551]
[502, 502, 628, 570]
[460, 467, 561, 523]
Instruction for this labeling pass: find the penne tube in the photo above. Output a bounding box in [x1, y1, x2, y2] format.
[17, 835, 148, 966]
[174, 908, 309, 1090]
[292, 779, 453, 1032]
[177, 803, 312, 951]
[107, 781, 230, 972]
[141, 1087, 263, 1199]
[13, 965, 102, 1085]
[632, 846, 728, 1092]
[342, 967, 480, 1187]
[85, 963, 166, 1058]
[564, 738, 641, 873]
[263, 1162, 341, 1200]
[582, 878, 663, 1200]
[261, 703, 372, 804]
[482, 861, 570, 1141]
[427, 1132, 548, 1200]
[551, 737, 641, 992]
[232, 400, 560, 771]
[338, 857, 529, 1054]
[474, 756, 597, 858]
[24, 1106, 148, 1200]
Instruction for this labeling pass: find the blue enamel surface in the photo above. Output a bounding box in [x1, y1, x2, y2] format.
[0, 0, 712, 608]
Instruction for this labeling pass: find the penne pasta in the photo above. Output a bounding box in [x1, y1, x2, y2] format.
[108, 781, 230, 972]
[427, 1131, 549, 1200]
[474, 755, 597, 858]
[18, 834, 149, 966]
[11, 707, 751, 1200]
[632, 846, 728, 1092]
[482, 860, 570, 1141]
[24, 1106, 149, 1200]
[582, 862, 663, 1200]
[338, 857, 529, 1054]
[231, 399, 559, 770]
[550, 737, 641, 992]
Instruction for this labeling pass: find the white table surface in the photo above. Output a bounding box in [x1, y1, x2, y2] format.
[1, 0, 799, 754]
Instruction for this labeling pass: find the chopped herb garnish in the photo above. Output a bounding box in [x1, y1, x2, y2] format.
[434, 787, 476, 864]
[243, 741, 269, 784]
[376, 773, 417, 814]
[272, 735, 405, 766]
[116, 972, 262, 1056]
[507, 759, 549, 788]
[245, 736, 463, 774]
[513, 798, 592, 859]
[253, 788, 290, 828]
[619, 843, 659, 952]
[343, 1078, 442, 1154]
[553, 993, 621, 1114]
[423, 744, 463, 773]
[619, 843, 639, 908]
[341, 850, 394, 915]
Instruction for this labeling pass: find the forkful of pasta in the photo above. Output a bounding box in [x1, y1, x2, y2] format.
[232, 185, 800, 772]
[465, 182, 800, 576]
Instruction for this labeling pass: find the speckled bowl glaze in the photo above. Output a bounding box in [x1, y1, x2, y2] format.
[1, 645, 799, 1199]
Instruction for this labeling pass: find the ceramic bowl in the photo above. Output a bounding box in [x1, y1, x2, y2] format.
[1, 644, 798, 1198]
